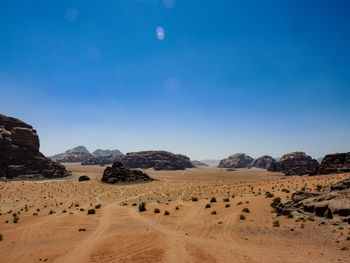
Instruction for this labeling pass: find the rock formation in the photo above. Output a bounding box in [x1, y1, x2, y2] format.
[191, 160, 209, 167]
[250, 155, 276, 169]
[50, 146, 93, 163]
[78, 175, 90, 181]
[92, 149, 123, 157]
[275, 178, 350, 224]
[0, 114, 70, 180]
[268, 152, 319, 176]
[102, 162, 153, 184]
[218, 153, 254, 168]
[318, 153, 350, 175]
[122, 151, 194, 170]
[81, 154, 124, 165]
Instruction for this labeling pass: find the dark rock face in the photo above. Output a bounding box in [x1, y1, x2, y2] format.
[318, 153, 350, 175]
[50, 146, 93, 163]
[0, 114, 70, 180]
[81, 154, 124, 165]
[250, 155, 276, 169]
[191, 160, 209, 167]
[268, 152, 319, 176]
[275, 178, 350, 224]
[102, 162, 153, 184]
[122, 151, 194, 171]
[92, 149, 123, 157]
[218, 153, 254, 168]
[78, 175, 90, 181]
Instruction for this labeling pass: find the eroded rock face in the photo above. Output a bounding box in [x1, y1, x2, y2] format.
[92, 149, 123, 157]
[250, 155, 276, 169]
[318, 153, 350, 175]
[268, 152, 319, 176]
[102, 162, 153, 184]
[276, 178, 350, 224]
[122, 151, 194, 171]
[50, 146, 93, 163]
[218, 153, 254, 168]
[78, 175, 90, 181]
[0, 114, 70, 180]
[81, 154, 124, 165]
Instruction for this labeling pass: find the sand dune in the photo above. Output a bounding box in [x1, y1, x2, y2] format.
[0, 165, 349, 262]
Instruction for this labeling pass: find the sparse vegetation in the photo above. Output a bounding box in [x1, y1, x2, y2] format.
[239, 214, 246, 220]
[223, 198, 229, 202]
[282, 188, 290, 193]
[87, 209, 96, 215]
[242, 208, 250, 213]
[225, 204, 231, 208]
[191, 197, 198, 202]
[154, 208, 160, 213]
[164, 211, 170, 216]
[175, 206, 179, 210]
[95, 204, 101, 209]
[270, 197, 281, 208]
[0, 233, 3, 241]
[78, 228, 86, 232]
[205, 204, 211, 208]
[265, 192, 274, 198]
[237, 201, 243, 205]
[211, 210, 217, 215]
[138, 202, 146, 212]
[210, 197, 216, 203]
[273, 220, 280, 227]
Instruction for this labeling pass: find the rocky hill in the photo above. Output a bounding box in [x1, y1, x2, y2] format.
[92, 149, 123, 157]
[268, 152, 319, 176]
[218, 153, 254, 168]
[250, 155, 276, 169]
[50, 146, 93, 163]
[81, 154, 124, 165]
[122, 151, 194, 170]
[318, 153, 350, 174]
[275, 178, 350, 224]
[0, 114, 70, 180]
[102, 162, 153, 184]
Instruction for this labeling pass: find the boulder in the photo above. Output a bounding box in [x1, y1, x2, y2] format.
[268, 152, 319, 176]
[102, 162, 153, 184]
[0, 114, 70, 180]
[81, 154, 124, 165]
[50, 146, 93, 163]
[218, 153, 254, 168]
[78, 175, 90, 181]
[275, 178, 350, 224]
[318, 153, 350, 175]
[191, 160, 209, 167]
[122, 151, 194, 170]
[250, 155, 276, 169]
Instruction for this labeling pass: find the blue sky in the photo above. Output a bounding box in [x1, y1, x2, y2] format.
[1, 0, 350, 160]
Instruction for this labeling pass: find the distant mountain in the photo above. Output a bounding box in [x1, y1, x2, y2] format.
[200, 159, 220, 165]
[50, 146, 92, 163]
[218, 153, 254, 168]
[93, 149, 123, 157]
[191, 160, 209, 167]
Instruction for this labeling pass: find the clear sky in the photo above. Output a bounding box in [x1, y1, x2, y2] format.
[1, 0, 350, 160]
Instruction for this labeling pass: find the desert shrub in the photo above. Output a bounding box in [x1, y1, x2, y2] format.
[316, 185, 323, 192]
[191, 197, 198, 202]
[282, 188, 290, 193]
[87, 209, 96, 215]
[175, 206, 179, 210]
[33, 213, 38, 216]
[301, 224, 305, 229]
[139, 202, 146, 212]
[78, 228, 86, 232]
[154, 208, 160, 213]
[301, 186, 306, 191]
[12, 213, 19, 223]
[62, 210, 67, 213]
[231, 194, 235, 198]
[0, 234, 2, 241]
[205, 204, 211, 209]
[242, 208, 250, 213]
[270, 197, 281, 208]
[236, 201, 243, 205]
[211, 210, 217, 215]
[80, 208, 85, 211]
[49, 209, 54, 215]
[265, 192, 274, 198]
[225, 204, 231, 208]
[164, 211, 170, 216]
[95, 204, 102, 209]
[223, 198, 230, 202]
[239, 214, 246, 220]
[210, 197, 216, 203]
[132, 203, 137, 206]
[341, 247, 348, 251]
[273, 220, 280, 227]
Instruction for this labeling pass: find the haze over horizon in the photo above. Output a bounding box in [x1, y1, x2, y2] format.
[1, 0, 350, 160]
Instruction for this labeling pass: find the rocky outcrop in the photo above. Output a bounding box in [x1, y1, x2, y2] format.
[81, 154, 124, 165]
[78, 175, 90, 181]
[191, 160, 209, 167]
[50, 146, 93, 163]
[318, 153, 350, 175]
[218, 153, 254, 168]
[275, 178, 350, 224]
[0, 114, 70, 180]
[250, 155, 276, 169]
[102, 162, 153, 184]
[92, 149, 123, 157]
[122, 151, 194, 170]
[268, 152, 319, 176]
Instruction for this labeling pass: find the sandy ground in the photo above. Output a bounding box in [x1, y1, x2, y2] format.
[0, 164, 350, 263]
